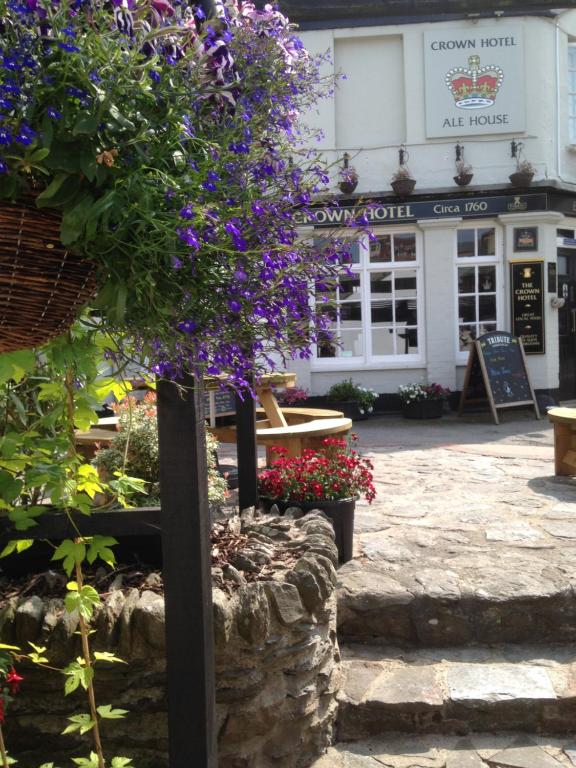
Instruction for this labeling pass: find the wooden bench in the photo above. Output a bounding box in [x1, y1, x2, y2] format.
[254, 416, 352, 461]
[547, 407, 576, 476]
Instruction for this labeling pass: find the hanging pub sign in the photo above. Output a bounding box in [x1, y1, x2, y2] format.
[510, 261, 545, 354]
[459, 331, 540, 424]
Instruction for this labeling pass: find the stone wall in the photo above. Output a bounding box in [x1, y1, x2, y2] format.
[0, 510, 341, 768]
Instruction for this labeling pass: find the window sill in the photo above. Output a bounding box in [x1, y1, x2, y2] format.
[311, 358, 426, 372]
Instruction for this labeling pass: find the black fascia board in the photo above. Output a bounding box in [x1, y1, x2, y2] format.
[293, 10, 557, 30]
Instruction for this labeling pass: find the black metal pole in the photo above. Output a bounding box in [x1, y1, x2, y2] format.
[156, 374, 217, 768]
[235, 390, 258, 512]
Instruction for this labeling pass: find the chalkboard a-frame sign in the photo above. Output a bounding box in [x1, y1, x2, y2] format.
[458, 331, 540, 424]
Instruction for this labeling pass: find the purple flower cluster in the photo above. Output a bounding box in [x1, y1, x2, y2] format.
[0, 0, 359, 391]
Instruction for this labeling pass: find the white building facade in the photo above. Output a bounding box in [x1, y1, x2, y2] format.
[287, 7, 576, 402]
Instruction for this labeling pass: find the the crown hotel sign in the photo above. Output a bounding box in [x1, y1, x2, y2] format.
[424, 26, 525, 138]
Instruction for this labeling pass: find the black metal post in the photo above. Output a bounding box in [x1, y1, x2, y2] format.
[156, 375, 217, 768]
[235, 391, 258, 511]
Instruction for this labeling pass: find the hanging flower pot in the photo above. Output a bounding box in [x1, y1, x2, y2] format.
[509, 171, 534, 187]
[391, 177, 416, 196]
[338, 179, 358, 195]
[0, 199, 96, 353]
[454, 173, 473, 187]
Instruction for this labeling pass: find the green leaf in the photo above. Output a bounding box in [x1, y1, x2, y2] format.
[0, 540, 33, 558]
[35, 173, 67, 205]
[111, 758, 133, 768]
[97, 704, 128, 719]
[62, 713, 95, 736]
[63, 659, 93, 695]
[27, 642, 49, 664]
[0, 350, 36, 384]
[73, 113, 100, 136]
[87, 536, 118, 567]
[93, 651, 126, 665]
[30, 148, 50, 162]
[65, 582, 100, 620]
[71, 753, 99, 768]
[52, 540, 86, 577]
[0, 643, 20, 651]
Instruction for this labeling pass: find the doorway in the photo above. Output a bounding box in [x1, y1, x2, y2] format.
[558, 247, 576, 400]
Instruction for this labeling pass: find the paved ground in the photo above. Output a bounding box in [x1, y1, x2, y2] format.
[337, 410, 576, 645]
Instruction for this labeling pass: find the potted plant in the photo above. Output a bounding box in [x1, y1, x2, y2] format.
[273, 386, 310, 407]
[338, 152, 359, 195]
[509, 159, 536, 187]
[454, 160, 474, 187]
[398, 382, 451, 419]
[257, 436, 376, 563]
[391, 165, 416, 196]
[326, 379, 378, 420]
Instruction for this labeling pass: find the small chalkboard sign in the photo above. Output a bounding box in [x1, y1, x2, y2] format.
[458, 331, 540, 424]
[203, 390, 235, 426]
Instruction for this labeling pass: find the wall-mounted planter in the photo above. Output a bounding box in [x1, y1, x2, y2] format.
[509, 171, 534, 187]
[339, 180, 358, 195]
[391, 178, 416, 196]
[454, 173, 473, 187]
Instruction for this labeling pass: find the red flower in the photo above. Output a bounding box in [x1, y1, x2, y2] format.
[6, 668, 23, 695]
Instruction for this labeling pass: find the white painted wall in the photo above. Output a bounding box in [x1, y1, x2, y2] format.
[300, 14, 576, 193]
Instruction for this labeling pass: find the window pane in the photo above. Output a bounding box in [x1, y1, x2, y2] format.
[371, 328, 395, 356]
[371, 299, 393, 324]
[340, 329, 363, 357]
[339, 274, 361, 299]
[570, 70, 576, 93]
[459, 325, 476, 351]
[479, 294, 496, 321]
[395, 270, 417, 295]
[393, 233, 416, 261]
[478, 228, 495, 256]
[569, 45, 576, 68]
[370, 271, 393, 296]
[459, 295, 476, 323]
[458, 266, 476, 294]
[317, 332, 337, 358]
[479, 322, 497, 337]
[340, 302, 362, 324]
[395, 299, 417, 325]
[346, 241, 361, 264]
[457, 229, 475, 257]
[395, 328, 418, 354]
[369, 235, 392, 262]
[478, 265, 496, 292]
[316, 303, 337, 323]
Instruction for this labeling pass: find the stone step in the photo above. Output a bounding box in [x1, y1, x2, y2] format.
[336, 644, 576, 739]
[337, 561, 576, 645]
[310, 733, 576, 768]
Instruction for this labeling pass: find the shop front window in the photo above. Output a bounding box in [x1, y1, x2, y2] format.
[314, 231, 422, 364]
[456, 227, 500, 354]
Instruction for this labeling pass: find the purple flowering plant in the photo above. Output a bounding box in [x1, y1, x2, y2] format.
[0, 0, 356, 389]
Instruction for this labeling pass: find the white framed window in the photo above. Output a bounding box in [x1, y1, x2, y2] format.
[455, 225, 502, 360]
[313, 229, 423, 367]
[569, 43, 576, 144]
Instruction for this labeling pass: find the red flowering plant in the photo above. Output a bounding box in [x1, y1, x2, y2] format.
[258, 435, 376, 504]
[0, 649, 23, 764]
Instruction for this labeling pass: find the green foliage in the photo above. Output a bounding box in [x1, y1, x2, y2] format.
[326, 379, 378, 414]
[93, 393, 229, 506]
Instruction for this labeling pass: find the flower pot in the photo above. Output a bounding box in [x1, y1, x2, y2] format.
[454, 173, 473, 187]
[339, 180, 358, 195]
[260, 496, 356, 564]
[401, 399, 444, 419]
[391, 178, 416, 197]
[0, 199, 97, 352]
[509, 171, 534, 188]
[326, 400, 370, 421]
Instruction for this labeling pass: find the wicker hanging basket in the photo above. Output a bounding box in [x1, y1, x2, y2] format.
[0, 199, 97, 353]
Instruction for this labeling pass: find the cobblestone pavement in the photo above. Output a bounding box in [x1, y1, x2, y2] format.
[337, 410, 576, 643]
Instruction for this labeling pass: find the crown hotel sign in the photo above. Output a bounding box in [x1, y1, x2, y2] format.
[424, 26, 525, 138]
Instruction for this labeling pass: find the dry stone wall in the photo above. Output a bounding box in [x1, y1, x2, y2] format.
[0, 510, 341, 768]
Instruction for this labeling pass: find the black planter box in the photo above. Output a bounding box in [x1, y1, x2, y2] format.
[326, 400, 370, 421]
[402, 399, 444, 419]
